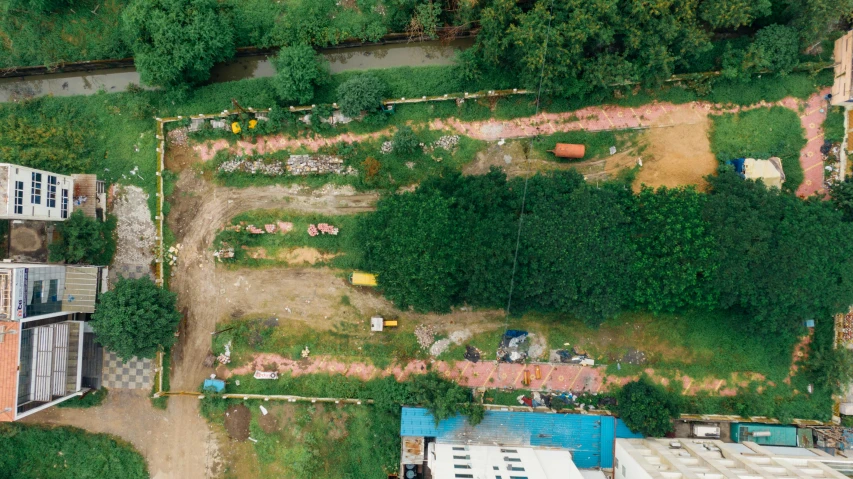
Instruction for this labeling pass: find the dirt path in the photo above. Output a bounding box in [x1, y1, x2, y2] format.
[193, 90, 831, 196]
[22, 390, 220, 479]
[167, 171, 380, 392]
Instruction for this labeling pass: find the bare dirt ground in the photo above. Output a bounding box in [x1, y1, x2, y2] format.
[634, 116, 717, 192]
[23, 389, 221, 479]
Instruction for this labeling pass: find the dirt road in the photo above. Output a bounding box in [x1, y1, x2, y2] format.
[23, 390, 220, 479]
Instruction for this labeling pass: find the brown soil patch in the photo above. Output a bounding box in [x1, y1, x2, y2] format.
[277, 247, 339, 265]
[165, 143, 200, 172]
[224, 404, 251, 441]
[634, 118, 717, 192]
[10, 226, 42, 252]
[258, 409, 280, 434]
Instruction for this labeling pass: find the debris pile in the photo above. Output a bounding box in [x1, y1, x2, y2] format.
[167, 127, 188, 146]
[286, 154, 350, 176]
[308, 223, 339, 237]
[219, 158, 285, 176]
[464, 345, 481, 363]
[277, 221, 293, 233]
[423, 135, 460, 153]
[498, 330, 530, 363]
[218, 340, 232, 365]
[415, 324, 436, 350]
[553, 347, 596, 366]
[839, 309, 853, 342]
[430, 338, 452, 357]
[213, 243, 235, 261]
[380, 141, 394, 154]
[166, 243, 181, 266]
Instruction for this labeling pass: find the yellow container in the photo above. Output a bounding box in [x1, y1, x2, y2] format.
[231, 122, 241, 134]
[349, 272, 377, 287]
[249, 119, 258, 129]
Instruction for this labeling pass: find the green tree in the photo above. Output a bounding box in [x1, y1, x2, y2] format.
[391, 126, 420, 154]
[49, 210, 116, 265]
[122, 0, 235, 86]
[0, 0, 71, 12]
[699, 0, 771, 29]
[271, 44, 329, 105]
[632, 186, 717, 312]
[91, 277, 181, 361]
[336, 74, 387, 118]
[751, 24, 800, 74]
[616, 376, 681, 437]
[786, 0, 853, 46]
[830, 177, 853, 221]
[406, 372, 483, 425]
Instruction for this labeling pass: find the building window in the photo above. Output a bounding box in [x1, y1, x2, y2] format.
[14, 181, 24, 214]
[454, 465, 471, 469]
[455, 475, 473, 479]
[501, 449, 518, 453]
[453, 456, 470, 460]
[47, 176, 57, 208]
[505, 457, 521, 462]
[31, 172, 42, 204]
[508, 466, 525, 472]
[61, 189, 69, 219]
[32, 280, 43, 303]
[509, 477, 528, 479]
[48, 279, 58, 302]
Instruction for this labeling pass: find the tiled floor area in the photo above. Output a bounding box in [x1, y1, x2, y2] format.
[101, 351, 153, 390]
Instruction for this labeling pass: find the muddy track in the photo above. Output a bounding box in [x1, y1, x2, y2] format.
[168, 172, 379, 392]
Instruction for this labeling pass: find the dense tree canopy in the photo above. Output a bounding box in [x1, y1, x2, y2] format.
[359, 169, 853, 333]
[271, 44, 329, 104]
[49, 210, 116, 265]
[616, 377, 681, 437]
[91, 277, 181, 361]
[122, 0, 236, 86]
[336, 74, 387, 118]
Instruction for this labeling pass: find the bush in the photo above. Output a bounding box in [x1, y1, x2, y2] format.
[49, 210, 116, 265]
[336, 74, 387, 118]
[271, 44, 329, 105]
[122, 0, 236, 86]
[91, 277, 181, 361]
[391, 126, 420, 154]
[752, 24, 801, 74]
[615, 376, 681, 437]
[0, 423, 148, 478]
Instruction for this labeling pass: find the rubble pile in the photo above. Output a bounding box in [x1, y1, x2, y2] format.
[218, 158, 286, 176]
[414, 324, 436, 350]
[286, 155, 350, 176]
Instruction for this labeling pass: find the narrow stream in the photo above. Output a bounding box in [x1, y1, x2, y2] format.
[0, 38, 473, 103]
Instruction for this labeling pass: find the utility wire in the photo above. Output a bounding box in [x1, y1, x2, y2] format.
[504, 0, 553, 319]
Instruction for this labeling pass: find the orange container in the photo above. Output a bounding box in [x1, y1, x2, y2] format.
[535, 365, 541, 380]
[549, 143, 586, 159]
[523, 370, 531, 386]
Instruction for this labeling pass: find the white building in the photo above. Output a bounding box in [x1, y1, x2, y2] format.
[0, 263, 108, 421]
[616, 438, 853, 479]
[0, 164, 73, 221]
[427, 443, 587, 479]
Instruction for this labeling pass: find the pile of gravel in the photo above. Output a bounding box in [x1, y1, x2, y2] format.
[414, 324, 436, 350]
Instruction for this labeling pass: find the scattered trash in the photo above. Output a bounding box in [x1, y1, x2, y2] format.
[463, 345, 481, 363]
[248, 437, 258, 443]
[259, 406, 269, 416]
[217, 341, 232, 365]
[301, 346, 310, 358]
[254, 371, 279, 380]
[609, 146, 617, 155]
[498, 330, 529, 363]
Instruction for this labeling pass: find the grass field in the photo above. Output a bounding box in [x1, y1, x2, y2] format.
[709, 106, 807, 192]
[0, 423, 148, 478]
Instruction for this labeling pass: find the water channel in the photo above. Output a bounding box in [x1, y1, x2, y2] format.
[0, 38, 474, 103]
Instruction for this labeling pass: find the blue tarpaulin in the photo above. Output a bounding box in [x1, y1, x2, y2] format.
[203, 379, 225, 393]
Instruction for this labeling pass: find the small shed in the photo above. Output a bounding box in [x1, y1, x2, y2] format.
[740, 157, 785, 189]
[730, 423, 798, 447]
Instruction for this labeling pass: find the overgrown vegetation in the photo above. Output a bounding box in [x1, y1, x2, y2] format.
[615, 376, 681, 437]
[49, 211, 117, 265]
[0, 423, 148, 478]
[710, 106, 807, 191]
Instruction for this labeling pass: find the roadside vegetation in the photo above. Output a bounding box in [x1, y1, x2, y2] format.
[0, 423, 148, 478]
[49, 210, 117, 265]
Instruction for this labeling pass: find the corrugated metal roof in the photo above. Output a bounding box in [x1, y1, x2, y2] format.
[400, 407, 642, 469]
[731, 423, 798, 447]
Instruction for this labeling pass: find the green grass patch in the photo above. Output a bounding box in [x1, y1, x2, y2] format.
[56, 388, 109, 409]
[683, 380, 832, 422]
[825, 106, 845, 144]
[150, 348, 171, 409]
[710, 106, 807, 192]
[212, 315, 425, 369]
[213, 210, 363, 269]
[483, 389, 531, 406]
[0, 423, 148, 478]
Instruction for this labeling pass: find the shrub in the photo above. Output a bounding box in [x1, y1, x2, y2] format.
[615, 376, 681, 437]
[752, 24, 801, 74]
[57, 388, 108, 409]
[391, 126, 420, 154]
[91, 277, 181, 361]
[49, 210, 116, 265]
[336, 74, 387, 118]
[271, 44, 329, 105]
[122, 0, 236, 86]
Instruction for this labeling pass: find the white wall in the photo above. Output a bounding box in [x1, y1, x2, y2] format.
[615, 441, 654, 479]
[0, 164, 73, 221]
